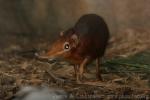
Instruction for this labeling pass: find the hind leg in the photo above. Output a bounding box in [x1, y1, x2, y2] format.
[96, 57, 103, 81]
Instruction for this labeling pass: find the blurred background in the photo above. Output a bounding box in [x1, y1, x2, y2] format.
[0, 0, 149, 54]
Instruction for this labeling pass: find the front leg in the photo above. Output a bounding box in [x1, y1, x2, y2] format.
[77, 57, 89, 83]
[73, 65, 79, 78]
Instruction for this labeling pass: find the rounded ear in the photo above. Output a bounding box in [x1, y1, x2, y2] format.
[71, 34, 79, 47]
[60, 31, 64, 36]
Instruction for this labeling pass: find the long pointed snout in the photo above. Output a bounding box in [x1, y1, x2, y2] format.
[35, 53, 57, 63]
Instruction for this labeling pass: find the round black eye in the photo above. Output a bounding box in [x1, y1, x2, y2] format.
[64, 44, 70, 49]
[63, 42, 70, 51]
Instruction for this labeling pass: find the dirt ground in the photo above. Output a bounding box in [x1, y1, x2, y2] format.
[0, 28, 150, 100]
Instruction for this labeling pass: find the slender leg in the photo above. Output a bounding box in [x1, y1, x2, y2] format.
[96, 58, 103, 81]
[73, 65, 79, 77]
[77, 58, 89, 83]
[75, 65, 80, 82]
[73, 65, 77, 77]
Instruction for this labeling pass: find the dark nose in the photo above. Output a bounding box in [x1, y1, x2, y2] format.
[48, 58, 57, 64]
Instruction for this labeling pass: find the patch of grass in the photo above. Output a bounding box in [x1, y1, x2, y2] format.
[103, 51, 150, 74]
